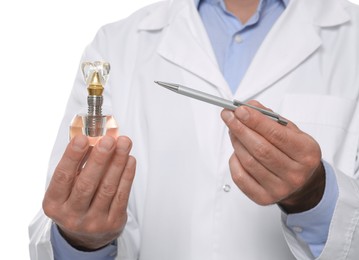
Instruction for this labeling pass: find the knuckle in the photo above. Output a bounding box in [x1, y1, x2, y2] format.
[240, 155, 257, 170]
[253, 143, 270, 159]
[303, 153, 321, 169]
[42, 199, 58, 219]
[267, 127, 287, 144]
[97, 183, 118, 199]
[229, 153, 237, 165]
[115, 190, 129, 210]
[272, 185, 290, 202]
[53, 166, 75, 186]
[83, 221, 101, 234]
[61, 217, 80, 232]
[301, 137, 322, 166]
[288, 172, 307, 189]
[259, 192, 278, 206]
[64, 150, 83, 164]
[231, 172, 242, 186]
[256, 198, 272, 206]
[108, 211, 128, 228]
[251, 193, 273, 206]
[75, 179, 97, 196]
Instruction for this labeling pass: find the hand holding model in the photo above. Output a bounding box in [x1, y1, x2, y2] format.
[42, 61, 136, 250]
[221, 101, 325, 213]
[42, 135, 136, 250]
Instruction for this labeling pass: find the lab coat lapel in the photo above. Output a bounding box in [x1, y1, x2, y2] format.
[236, 0, 350, 100]
[156, 0, 230, 96]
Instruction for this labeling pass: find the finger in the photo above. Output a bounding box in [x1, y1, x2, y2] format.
[109, 155, 136, 221]
[241, 100, 296, 130]
[78, 146, 93, 170]
[245, 101, 322, 173]
[45, 135, 89, 204]
[232, 104, 312, 160]
[230, 136, 283, 191]
[229, 153, 272, 205]
[90, 136, 133, 213]
[67, 135, 116, 213]
[223, 110, 295, 177]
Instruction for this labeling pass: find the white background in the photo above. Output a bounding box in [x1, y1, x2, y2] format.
[1, 0, 358, 258]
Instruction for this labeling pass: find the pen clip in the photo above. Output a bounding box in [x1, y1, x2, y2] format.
[233, 99, 288, 126]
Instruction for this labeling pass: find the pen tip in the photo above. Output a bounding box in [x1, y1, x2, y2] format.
[154, 81, 179, 92]
[154, 80, 166, 86]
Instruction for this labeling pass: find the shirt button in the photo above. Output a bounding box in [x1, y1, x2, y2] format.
[223, 184, 231, 192]
[292, 226, 303, 233]
[234, 34, 242, 43]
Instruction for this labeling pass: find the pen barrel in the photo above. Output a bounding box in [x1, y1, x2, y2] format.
[178, 86, 237, 110]
[233, 99, 288, 125]
[156, 81, 288, 126]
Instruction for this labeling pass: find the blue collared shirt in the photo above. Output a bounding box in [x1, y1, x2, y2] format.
[51, 0, 339, 259]
[198, 0, 288, 93]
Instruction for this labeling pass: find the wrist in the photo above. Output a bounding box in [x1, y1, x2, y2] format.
[57, 225, 115, 252]
[279, 161, 326, 214]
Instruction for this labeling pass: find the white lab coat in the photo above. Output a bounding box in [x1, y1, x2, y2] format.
[29, 0, 359, 259]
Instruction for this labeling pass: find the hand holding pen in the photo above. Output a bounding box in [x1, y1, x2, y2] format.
[156, 81, 325, 213]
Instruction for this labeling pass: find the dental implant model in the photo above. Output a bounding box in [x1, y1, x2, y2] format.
[69, 61, 118, 146]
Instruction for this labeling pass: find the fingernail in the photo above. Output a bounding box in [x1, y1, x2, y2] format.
[72, 135, 88, 150]
[236, 107, 249, 121]
[222, 110, 235, 122]
[98, 136, 115, 152]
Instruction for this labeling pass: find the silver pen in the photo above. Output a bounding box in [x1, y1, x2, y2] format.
[155, 81, 288, 126]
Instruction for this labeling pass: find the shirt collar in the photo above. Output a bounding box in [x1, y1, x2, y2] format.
[195, 0, 289, 8]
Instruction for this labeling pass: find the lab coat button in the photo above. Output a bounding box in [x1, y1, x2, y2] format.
[223, 184, 231, 192]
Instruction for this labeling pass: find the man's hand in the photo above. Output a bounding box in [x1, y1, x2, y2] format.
[221, 100, 325, 213]
[43, 135, 136, 250]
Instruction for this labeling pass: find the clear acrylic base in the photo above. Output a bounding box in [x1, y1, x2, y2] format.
[69, 114, 118, 146]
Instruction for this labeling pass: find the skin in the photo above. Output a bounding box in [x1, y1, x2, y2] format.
[221, 101, 325, 213]
[225, 0, 260, 23]
[43, 135, 136, 250]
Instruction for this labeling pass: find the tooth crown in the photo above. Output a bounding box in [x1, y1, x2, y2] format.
[81, 61, 110, 96]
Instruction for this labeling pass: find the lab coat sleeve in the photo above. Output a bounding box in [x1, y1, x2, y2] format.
[28, 209, 140, 260]
[281, 170, 359, 260]
[317, 170, 359, 260]
[283, 161, 339, 258]
[49, 212, 140, 260]
[50, 223, 117, 259]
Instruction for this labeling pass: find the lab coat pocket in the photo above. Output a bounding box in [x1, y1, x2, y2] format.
[280, 94, 359, 176]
